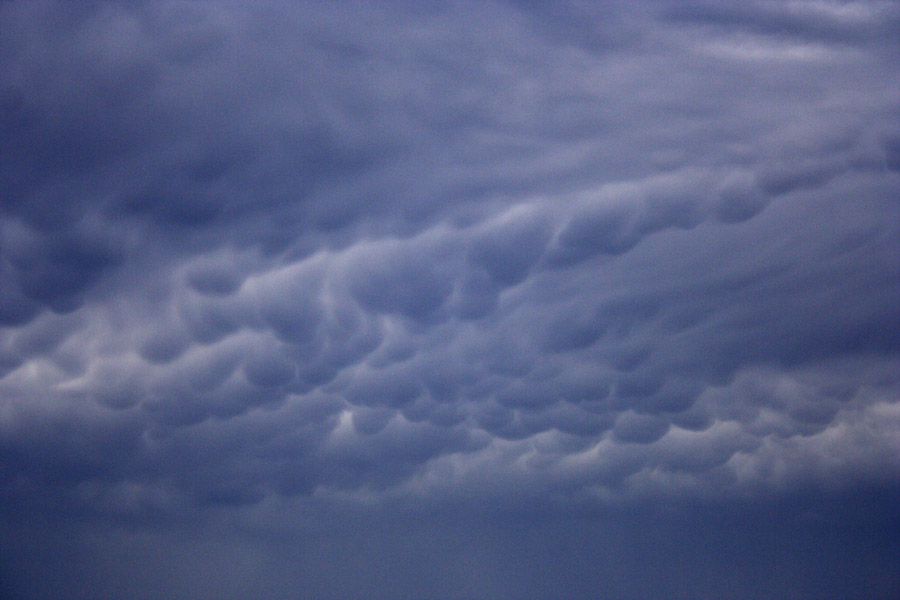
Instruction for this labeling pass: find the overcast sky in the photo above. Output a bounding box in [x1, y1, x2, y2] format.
[1, 1, 899, 599]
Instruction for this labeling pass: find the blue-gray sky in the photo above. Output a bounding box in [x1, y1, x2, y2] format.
[1, 1, 899, 598]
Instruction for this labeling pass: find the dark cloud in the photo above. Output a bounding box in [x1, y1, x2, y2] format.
[344, 240, 455, 318]
[0, 1, 898, 598]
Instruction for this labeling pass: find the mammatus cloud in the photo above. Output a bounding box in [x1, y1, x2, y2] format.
[1, 1, 898, 598]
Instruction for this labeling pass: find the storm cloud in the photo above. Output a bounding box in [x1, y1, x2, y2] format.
[1, 1, 899, 599]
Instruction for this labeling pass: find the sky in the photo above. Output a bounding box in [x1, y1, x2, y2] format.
[0, 1, 899, 598]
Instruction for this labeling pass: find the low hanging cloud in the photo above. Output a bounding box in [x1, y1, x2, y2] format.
[1, 1, 899, 598]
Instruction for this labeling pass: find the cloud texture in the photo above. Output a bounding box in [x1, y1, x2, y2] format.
[1, 1, 899, 598]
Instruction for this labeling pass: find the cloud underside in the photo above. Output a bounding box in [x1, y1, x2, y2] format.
[0, 0, 898, 527]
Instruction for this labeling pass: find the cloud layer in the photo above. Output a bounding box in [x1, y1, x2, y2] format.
[1, 1, 899, 598]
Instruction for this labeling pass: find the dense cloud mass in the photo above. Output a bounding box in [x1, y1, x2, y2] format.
[1, 1, 899, 598]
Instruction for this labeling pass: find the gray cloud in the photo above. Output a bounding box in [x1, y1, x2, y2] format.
[1, 1, 898, 598]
